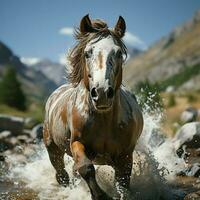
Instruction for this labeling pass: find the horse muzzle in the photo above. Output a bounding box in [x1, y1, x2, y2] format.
[90, 86, 114, 111]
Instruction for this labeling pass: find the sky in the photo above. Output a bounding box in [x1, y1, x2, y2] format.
[1, 0, 200, 64]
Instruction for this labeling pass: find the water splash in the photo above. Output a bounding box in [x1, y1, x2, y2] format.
[3, 111, 188, 199]
[138, 112, 187, 179]
[6, 145, 91, 200]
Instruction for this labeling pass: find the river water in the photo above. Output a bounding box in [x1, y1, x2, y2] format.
[0, 112, 198, 200]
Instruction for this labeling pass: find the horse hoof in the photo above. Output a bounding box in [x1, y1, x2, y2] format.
[56, 170, 69, 187]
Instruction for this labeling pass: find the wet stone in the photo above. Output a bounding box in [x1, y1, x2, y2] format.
[177, 163, 200, 178]
[184, 190, 200, 200]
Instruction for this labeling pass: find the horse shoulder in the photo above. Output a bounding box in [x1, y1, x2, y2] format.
[44, 84, 73, 147]
[70, 90, 89, 141]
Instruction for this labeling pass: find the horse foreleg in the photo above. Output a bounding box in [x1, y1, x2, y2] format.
[46, 141, 69, 187]
[114, 153, 132, 193]
[71, 141, 112, 200]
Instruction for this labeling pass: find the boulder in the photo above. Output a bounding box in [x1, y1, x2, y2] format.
[184, 190, 200, 200]
[180, 107, 198, 124]
[0, 130, 14, 152]
[177, 163, 200, 177]
[0, 154, 5, 162]
[165, 86, 175, 92]
[24, 117, 37, 129]
[30, 123, 43, 141]
[9, 137, 19, 146]
[0, 140, 13, 152]
[17, 135, 32, 144]
[0, 114, 24, 135]
[0, 131, 11, 140]
[173, 122, 200, 158]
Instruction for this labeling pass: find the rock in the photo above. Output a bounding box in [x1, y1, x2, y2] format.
[173, 122, 200, 157]
[165, 86, 175, 92]
[181, 107, 198, 123]
[17, 135, 31, 143]
[0, 131, 13, 153]
[0, 154, 5, 162]
[0, 131, 11, 139]
[177, 163, 200, 177]
[184, 190, 200, 200]
[0, 114, 24, 135]
[30, 123, 43, 141]
[9, 137, 19, 146]
[24, 117, 37, 129]
[0, 140, 13, 152]
[22, 129, 32, 136]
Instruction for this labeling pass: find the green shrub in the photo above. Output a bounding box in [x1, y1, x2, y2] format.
[186, 93, 197, 103]
[0, 66, 27, 110]
[167, 94, 176, 107]
[134, 79, 163, 113]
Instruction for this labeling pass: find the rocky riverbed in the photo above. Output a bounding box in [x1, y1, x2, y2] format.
[0, 113, 200, 200]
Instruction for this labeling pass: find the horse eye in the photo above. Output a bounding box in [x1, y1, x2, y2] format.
[85, 49, 93, 59]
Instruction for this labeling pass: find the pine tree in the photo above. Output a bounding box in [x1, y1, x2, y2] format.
[0, 66, 26, 110]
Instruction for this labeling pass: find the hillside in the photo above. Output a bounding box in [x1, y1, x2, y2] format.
[0, 41, 57, 101]
[21, 58, 66, 86]
[124, 10, 200, 91]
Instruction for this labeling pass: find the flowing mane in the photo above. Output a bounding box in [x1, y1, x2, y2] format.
[67, 19, 127, 86]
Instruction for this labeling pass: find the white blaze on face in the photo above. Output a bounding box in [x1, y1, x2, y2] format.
[85, 36, 120, 90]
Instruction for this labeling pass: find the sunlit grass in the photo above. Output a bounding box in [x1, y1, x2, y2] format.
[161, 91, 200, 137]
[0, 102, 44, 123]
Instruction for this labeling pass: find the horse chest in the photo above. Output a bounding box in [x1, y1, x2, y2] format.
[82, 119, 130, 155]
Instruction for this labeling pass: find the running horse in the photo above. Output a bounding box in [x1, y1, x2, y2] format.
[43, 15, 143, 200]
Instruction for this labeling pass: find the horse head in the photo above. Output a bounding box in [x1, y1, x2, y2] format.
[68, 15, 127, 112]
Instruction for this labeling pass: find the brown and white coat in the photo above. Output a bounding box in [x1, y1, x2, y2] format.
[43, 15, 143, 200]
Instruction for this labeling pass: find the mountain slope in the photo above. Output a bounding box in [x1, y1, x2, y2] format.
[0, 41, 57, 101]
[124, 10, 200, 91]
[21, 58, 66, 86]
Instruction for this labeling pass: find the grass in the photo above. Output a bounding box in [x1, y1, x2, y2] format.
[161, 91, 200, 137]
[0, 102, 44, 123]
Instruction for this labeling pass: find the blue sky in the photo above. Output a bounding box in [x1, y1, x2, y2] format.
[1, 0, 200, 64]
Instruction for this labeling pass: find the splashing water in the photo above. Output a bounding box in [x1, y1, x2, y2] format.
[138, 112, 187, 179]
[4, 145, 91, 200]
[2, 110, 189, 199]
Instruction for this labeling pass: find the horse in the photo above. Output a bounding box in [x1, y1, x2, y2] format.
[43, 15, 143, 200]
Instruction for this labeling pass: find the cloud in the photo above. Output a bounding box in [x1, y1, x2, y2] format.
[59, 27, 73, 36]
[124, 31, 147, 50]
[58, 53, 67, 65]
[20, 57, 41, 66]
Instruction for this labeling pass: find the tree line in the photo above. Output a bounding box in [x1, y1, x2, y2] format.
[0, 66, 26, 111]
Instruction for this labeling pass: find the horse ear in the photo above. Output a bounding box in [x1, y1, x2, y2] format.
[114, 16, 126, 38]
[80, 14, 95, 33]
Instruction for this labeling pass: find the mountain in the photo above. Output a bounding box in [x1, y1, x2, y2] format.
[125, 47, 143, 62]
[128, 48, 143, 58]
[0, 41, 57, 101]
[21, 58, 66, 86]
[124, 10, 200, 91]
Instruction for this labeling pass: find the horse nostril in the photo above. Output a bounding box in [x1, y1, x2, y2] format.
[90, 87, 98, 100]
[107, 87, 114, 99]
